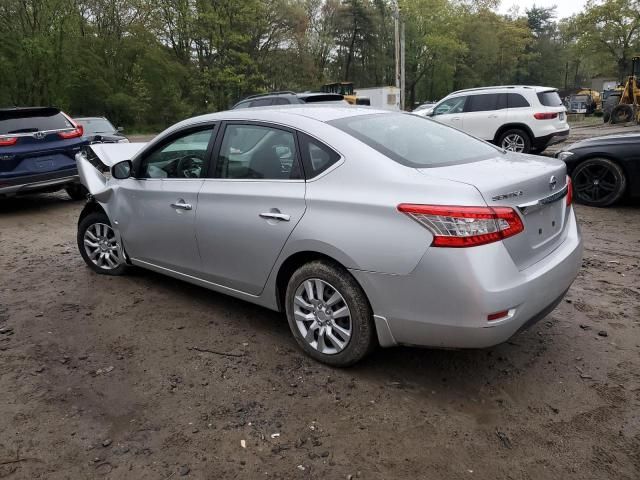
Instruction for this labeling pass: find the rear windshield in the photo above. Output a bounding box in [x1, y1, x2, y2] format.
[76, 118, 116, 134]
[329, 113, 498, 168]
[537, 91, 563, 107]
[0, 108, 72, 134]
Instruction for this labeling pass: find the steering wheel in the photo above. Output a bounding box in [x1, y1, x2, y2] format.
[176, 155, 203, 178]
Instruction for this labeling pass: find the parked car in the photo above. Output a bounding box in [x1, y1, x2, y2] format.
[75, 106, 582, 366]
[411, 102, 436, 115]
[0, 107, 88, 199]
[425, 86, 570, 154]
[556, 133, 640, 207]
[75, 117, 129, 144]
[232, 91, 348, 109]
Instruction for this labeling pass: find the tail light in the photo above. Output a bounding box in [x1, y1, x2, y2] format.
[566, 175, 573, 206]
[0, 136, 18, 147]
[58, 124, 84, 139]
[397, 204, 524, 248]
[533, 112, 558, 120]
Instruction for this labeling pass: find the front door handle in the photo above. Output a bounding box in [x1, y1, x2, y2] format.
[259, 212, 290, 222]
[171, 201, 192, 211]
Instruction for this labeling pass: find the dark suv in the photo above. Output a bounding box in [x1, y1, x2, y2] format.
[232, 91, 347, 109]
[0, 107, 88, 199]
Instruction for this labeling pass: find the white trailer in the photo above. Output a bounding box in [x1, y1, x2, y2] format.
[354, 86, 401, 111]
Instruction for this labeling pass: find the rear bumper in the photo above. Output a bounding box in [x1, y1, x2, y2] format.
[351, 209, 583, 349]
[0, 169, 79, 195]
[533, 128, 570, 150]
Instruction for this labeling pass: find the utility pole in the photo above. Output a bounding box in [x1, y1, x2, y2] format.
[393, 2, 405, 110]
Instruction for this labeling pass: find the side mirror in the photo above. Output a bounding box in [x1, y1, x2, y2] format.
[112, 160, 132, 179]
[117, 126, 124, 132]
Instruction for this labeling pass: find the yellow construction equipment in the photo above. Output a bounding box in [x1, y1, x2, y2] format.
[320, 82, 370, 105]
[610, 55, 640, 124]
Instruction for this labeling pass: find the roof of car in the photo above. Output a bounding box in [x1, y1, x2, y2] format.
[75, 116, 108, 120]
[448, 85, 557, 96]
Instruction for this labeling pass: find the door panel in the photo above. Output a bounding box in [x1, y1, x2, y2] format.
[115, 179, 203, 274]
[196, 180, 306, 294]
[462, 94, 503, 140]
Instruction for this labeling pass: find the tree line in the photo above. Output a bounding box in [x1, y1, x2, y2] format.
[0, 0, 638, 130]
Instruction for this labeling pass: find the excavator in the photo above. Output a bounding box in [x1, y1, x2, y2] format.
[609, 55, 640, 124]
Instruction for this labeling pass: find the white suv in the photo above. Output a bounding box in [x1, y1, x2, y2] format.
[418, 86, 569, 154]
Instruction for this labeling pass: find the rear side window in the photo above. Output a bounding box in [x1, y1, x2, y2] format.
[465, 94, 499, 112]
[272, 97, 291, 105]
[537, 91, 562, 107]
[250, 98, 273, 107]
[0, 108, 73, 134]
[329, 113, 497, 168]
[507, 93, 530, 108]
[298, 133, 340, 178]
[233, 102, 250, 109]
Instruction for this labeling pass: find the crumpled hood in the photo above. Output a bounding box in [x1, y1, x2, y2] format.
[88, 142, 146, 167]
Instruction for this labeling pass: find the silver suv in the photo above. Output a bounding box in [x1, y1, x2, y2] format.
[417, 86, 570, 154]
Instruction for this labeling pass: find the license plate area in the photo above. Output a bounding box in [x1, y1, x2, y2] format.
[559, 112, 565, 121]
[524, 202, 564, 248]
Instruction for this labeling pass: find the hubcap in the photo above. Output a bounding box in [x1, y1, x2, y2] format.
[502, 134, 525, 152]
[83, 223, 122, 270]
[293, 279, 352, 355]
[573, 163, 617, 203]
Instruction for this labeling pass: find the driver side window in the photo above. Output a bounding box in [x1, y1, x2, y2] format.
[433, 96, 467, 116]
[139, 128, 214, 179]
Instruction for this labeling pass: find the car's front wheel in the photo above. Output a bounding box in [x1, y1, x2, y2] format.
[572, 158, 626, 207]
[285, 260, 376, 367]
[498, 129, 531, 154]
[77, 212, 127, 275]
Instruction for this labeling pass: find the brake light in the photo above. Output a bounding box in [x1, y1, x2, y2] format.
[566, 175, 573, 206]
[533, 112, 558, 120]
[488, 310, 510, 321]
[58, 124, 84, 139]
[0, 136, 18, 146]
[397, 204, 525, 248]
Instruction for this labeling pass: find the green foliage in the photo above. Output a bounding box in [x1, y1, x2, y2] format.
[0, 0, 635, 128]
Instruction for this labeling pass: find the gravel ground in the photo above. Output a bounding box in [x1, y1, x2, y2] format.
[1, 123, 639, 479]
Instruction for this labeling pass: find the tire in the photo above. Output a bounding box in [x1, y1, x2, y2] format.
[610, 104, 634, 124]
[603, 112, 611, 123]
[572, 158, 626, 207]
[285, 260, 376, 367]
[498, 129, 531, 154]
[66, 183, 88, 201]
[77, 212, 128, 275]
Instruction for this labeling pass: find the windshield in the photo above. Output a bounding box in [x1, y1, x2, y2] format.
[329, 113, 499, 168]
[76, 118, 116, 134]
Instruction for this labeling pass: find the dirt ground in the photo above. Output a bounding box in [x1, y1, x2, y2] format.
[1, 127, 640, 479]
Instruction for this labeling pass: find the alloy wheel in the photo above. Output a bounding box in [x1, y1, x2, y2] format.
[83, 223, 122, 270]
[573, 163, 618, 204]
[293, 279, 352, 355]
[502, 134, 525, 152]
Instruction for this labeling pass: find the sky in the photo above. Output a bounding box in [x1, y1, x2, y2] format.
[498, 0, 587, 19]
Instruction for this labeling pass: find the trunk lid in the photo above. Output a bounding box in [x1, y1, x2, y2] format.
[418, 153, 570, 269]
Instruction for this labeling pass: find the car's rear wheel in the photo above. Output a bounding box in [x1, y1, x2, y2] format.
[572, 158, 626, 207]
[285, 260, 375, 367]
[77, 212, 127, 275]
[498, 129, 531, 154]
[66, 183, 88, 201]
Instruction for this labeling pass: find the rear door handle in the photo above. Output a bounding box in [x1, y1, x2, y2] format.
[171, 202, 192, 211]
[259, 212, 290, 221]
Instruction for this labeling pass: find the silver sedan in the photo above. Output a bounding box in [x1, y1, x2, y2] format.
[76, 106, 583, 366]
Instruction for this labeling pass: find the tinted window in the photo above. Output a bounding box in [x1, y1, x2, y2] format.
[233, 102, 250, 109]
[537, 91, 562, 107]
[272, 97, 291, 105]
[432, 96, 466, 116]
[329, 113, 498, 168]
[507, 93, 530, 108]
[250, 98, 273, 107]
[76, 118, 116, 134]
[465, 94, 499, 112]
[0, 108, 73, 134]
[298, 133, 340, 177]
[140, 128, 214, 179]
[216, 124, 301, 180]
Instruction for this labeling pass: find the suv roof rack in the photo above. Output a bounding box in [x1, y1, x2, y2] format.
[243, 91, 297, 100]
